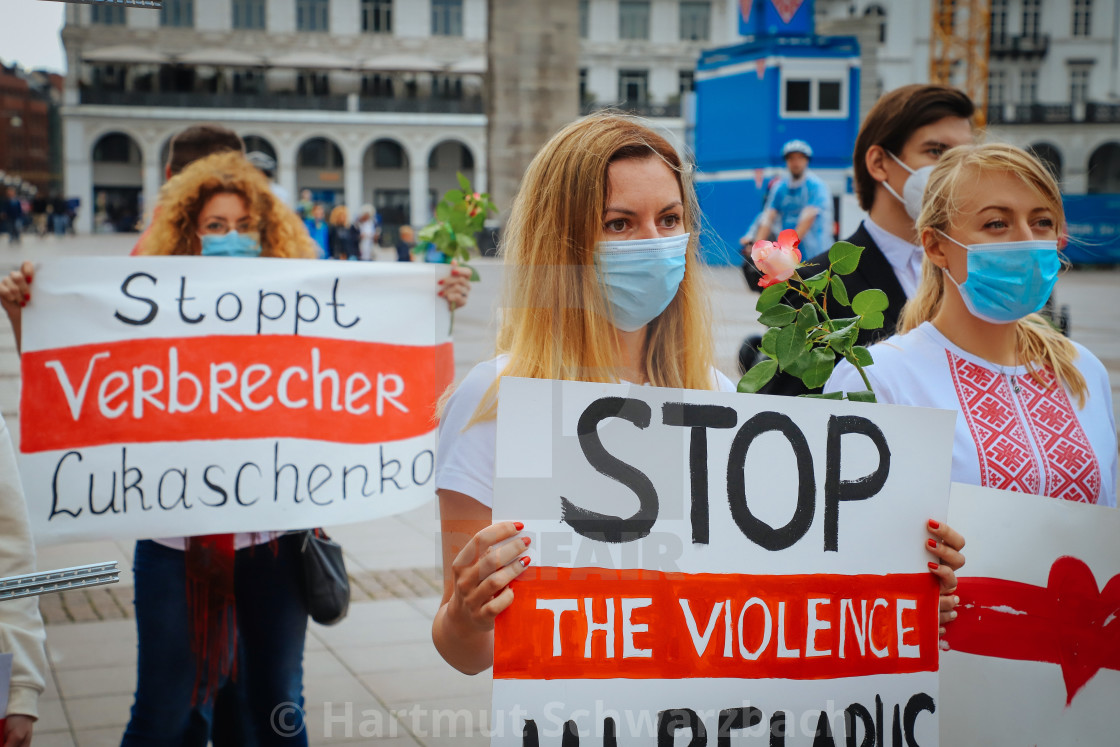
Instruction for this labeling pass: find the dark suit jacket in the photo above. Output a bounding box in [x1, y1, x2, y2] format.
[757, 222, 908, 396]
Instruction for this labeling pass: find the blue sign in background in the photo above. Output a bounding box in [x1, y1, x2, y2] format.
[1063, 195, 1120, 264]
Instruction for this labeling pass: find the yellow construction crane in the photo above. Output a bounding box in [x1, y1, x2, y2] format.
[929, 0, 991, 126]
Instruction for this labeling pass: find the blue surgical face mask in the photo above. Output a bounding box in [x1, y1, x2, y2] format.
[596, 233, 689, 332]
[937, 230, 1060, 324]
[199, 231, 262, 258]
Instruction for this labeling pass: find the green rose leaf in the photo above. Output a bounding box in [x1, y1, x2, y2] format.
[846, 390, 877, 403]
[857, 310, 885, 330]
[801, 269, 830, 293]
[801, 347, 838, 389]
[828, 241, 865, 275]
[755, 282, 789, 312]
[851, 288, 889, 315]
[822, 319, 859, 352]
[851, 345, 873, 367]
[445, 189, 465, 205]
[760, 327, 780, 358]
[758, 303, 798, 327]
[830, 275, 850, 307]
[800, 391, 844, 400]
[775, 324, 808, 370]
[795, 304, 820, 334]
[737, 359, 778, 393]
[784, 348, 812, 377]
[457, 171, 472, 192]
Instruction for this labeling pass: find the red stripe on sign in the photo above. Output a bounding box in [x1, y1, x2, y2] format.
[942, 556, 1120, 705]
[494, 568, 938, 680]
[20, 336, 453, 452]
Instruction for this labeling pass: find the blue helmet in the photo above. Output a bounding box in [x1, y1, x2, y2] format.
[781, 139, 813, 158]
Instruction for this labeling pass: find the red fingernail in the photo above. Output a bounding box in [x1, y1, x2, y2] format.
[521, 536, 531, 546]
[927, 538, 938, 549]
[519, 556, 531, 567]
[513, 521, 524, 530]
[21, 300, 27, 307]
[928, 561, 940, 571]
[928, 519, 940, 530]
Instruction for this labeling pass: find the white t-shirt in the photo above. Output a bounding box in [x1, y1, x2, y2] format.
[435, 356, 737, 508]
[825, 322, 1117, 507]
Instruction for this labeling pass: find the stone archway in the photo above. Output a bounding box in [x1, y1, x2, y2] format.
[362, 137, 411, 244]
[91, 131, 143, 233]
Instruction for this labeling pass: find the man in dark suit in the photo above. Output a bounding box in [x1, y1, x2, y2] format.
[749, 84, 975, 395]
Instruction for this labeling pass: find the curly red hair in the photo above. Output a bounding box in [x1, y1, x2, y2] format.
[138, 151, 316, 258]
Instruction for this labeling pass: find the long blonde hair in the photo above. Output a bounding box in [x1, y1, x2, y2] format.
[901, 143, 1086, 404]
[139, 151, 316, 258]
[468, 114, 717, 422]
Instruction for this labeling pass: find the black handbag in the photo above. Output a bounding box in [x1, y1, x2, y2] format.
[299, 528, 350, 625]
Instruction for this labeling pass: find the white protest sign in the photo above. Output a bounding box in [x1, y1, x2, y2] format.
[493, 377, 956, 745]
[19, 257, 452, 544]
[941, 483, 1120, 745]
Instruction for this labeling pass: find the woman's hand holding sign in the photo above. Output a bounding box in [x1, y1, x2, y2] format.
[434, 492, 531, 675]
[0, 261, 32, 352]
[926, 518, 966, 635]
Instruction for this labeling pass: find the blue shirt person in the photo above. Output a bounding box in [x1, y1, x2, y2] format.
[751, 139, 833, 257]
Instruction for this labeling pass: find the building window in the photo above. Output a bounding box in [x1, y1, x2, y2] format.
[1022, 0, 1040, 38]
[619, 69, 649, 105]
[232, 70, 264, 94]
[1072, 0, 1092, 36]
[297, 71, 330, 96]
[619, 1, 650, 40]
[232, 0, 266, 29]
[432, 75, 463, 99]
[988, 70, 1006, 106]
[161, 0, 194, 27]
[990, 0, 1008, 42]
[373, 141, 405, 169]
[361, 0, 392, 32]
[91, 65, 126, 91]
[362, 74, 394, 97]
[1019, 69, 1038, 104]
[679, 70, 695, 94]
[299, 138, 343, 169]
[579, 0, 589, 38]
[297, 0, 329, 31]
[781, 73, 847, 117]
[579, 68, 590, 103]
[786, 80, 811, 111]
[431, 0, 463, 36]
[91, 4, 126, 25]
[1070, 66, 1090, 104]
[679, 2, 710, 41]
[93, 134, 140, 164]
[863, 4, 886, 44]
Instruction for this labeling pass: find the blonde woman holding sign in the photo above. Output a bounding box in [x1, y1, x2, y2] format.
[431, 114, 965, 676]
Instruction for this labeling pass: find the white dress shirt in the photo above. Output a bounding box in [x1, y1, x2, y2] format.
[862, 217, 923, 298]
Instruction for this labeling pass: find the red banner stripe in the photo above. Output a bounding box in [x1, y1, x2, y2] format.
[494, 568, 939, 680]
[942, 557, 1120, 705]
[21, 336, 453, 452]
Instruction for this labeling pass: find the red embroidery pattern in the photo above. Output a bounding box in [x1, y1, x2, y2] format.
[947, 352, 1100, 503]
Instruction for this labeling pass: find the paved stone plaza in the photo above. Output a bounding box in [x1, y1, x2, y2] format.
[2, 234, 1117, 745]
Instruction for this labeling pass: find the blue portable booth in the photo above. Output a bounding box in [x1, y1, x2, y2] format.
[692, 0, 860, 265]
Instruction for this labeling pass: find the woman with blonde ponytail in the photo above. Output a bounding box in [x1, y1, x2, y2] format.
[827, 143, 1116, 507]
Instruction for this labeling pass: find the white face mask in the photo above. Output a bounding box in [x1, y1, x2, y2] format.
[881, 151, 934, 221]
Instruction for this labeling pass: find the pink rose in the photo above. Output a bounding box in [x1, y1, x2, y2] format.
[750, 229, 802, 287]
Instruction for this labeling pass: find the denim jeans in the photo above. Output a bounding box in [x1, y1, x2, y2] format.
[122, 536, 309, 746]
